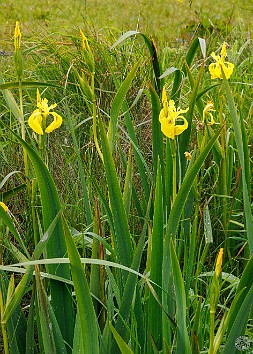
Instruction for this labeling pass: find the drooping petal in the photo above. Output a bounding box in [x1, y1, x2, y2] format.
[160, 119, 176, 139]
[203, 101, 216, 125]
[174, 117, 188, 136]
[222, 61, 234, 79]
[45, 112, 63, 133]
[28, 110, 43, 135]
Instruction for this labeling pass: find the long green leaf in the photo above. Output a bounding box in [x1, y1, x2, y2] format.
[148, 161, 163, 351]
[167, 125, 223, 240]
[108, 58, 141, 151]
[35, 265, 68, 354]
[62, 217, 99, 354]
[111, 31, 162, 93]
[111, 192, 152, 353]
[0, 81, 60, 90]
[99, 118, 133, 269]
[222, 76, 253, 252]
[109, 322, 134, 354]
[35, 265, 57, 354]
[170, 240, 191, 354]
[149, 85, 163, 181]
[0, 72, 22, 120]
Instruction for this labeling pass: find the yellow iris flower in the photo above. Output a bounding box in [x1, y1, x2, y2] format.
[0, 202, 8, 212]
[159, 87, 189, 139]
[203, 101, 215, 125]
[209, 42, 234, 80]
[28, 89, 62, 135]
[215, 248, 224, 277]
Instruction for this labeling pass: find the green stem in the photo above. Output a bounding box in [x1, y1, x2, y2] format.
[91, 73, 103, 162]
[19, 80, 28, 176]
[0, 292, 9, 354]
[170, 138, 177, 205]
[209, 311, 215, 354]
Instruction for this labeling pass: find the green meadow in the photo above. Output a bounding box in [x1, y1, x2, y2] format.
[1, 0, 253, 353]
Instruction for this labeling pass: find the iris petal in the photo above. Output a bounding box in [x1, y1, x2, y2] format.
[28, 110, 43, 135]
[45, 112, 63, 133]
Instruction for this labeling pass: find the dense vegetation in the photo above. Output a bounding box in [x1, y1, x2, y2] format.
[1, 1, 253, 353]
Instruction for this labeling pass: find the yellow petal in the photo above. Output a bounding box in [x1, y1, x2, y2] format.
[28, 110, 43, 135]
[222, 62, 234, 79]
[174, 117, 188, 136]
[209, 63, 221, 79]
[159, 108, 167, 123]
[160, 120, 175, 139]
[45, 112, 63, 133]
[0, 201, 8, 212]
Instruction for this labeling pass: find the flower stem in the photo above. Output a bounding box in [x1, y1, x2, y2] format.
[170, 138, 177, 204]
[19, 80, 28, 176]
[91, 72, 103, 162]
[209, 311, 215, 354]
[0, 291, 9, 354]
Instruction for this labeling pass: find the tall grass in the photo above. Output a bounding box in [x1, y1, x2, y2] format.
[0, 14, 253, 354]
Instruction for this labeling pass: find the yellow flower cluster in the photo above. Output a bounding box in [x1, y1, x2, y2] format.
[159, 43, 234, 137]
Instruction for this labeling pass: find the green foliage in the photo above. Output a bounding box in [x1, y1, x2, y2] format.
[1, 5, 253, 354]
